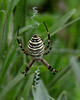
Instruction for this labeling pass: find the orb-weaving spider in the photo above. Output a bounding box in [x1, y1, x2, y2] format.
[17, 23, 58, 76]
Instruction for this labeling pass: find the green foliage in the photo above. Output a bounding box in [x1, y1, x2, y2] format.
[0, 0, 80, 100]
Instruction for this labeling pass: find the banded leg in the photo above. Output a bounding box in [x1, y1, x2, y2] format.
[44, 46, 52, 55]
[41, 58, 58, 75]
[22, 59, 35, 76]
[43, 22, 52, 55]
[17, 27, 29, 55]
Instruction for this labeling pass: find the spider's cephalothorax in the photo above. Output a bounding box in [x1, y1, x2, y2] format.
[28, 34, 44, 59]
[17, 23, 58, 76]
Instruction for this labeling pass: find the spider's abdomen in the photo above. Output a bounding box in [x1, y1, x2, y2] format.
[28, 34, 44, 58]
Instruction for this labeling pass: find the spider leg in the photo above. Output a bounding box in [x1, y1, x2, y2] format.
[22, 59, 35, 76]
[41, 58, 58, 75]
[44, 46, 52, 55]
[43, 22, 52, 55]
[17, 27, 29, 55]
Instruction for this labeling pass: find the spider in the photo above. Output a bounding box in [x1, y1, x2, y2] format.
[17, 23, 58, 76]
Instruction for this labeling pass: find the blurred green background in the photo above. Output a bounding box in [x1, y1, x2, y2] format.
[0, 0, 80, 100]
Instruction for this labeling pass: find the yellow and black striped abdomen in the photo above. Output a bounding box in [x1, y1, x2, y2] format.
[28, 34, 44, 58]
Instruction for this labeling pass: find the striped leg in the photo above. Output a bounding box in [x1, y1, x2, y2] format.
[41, 58, 58, 75]
[17, 27, 29, 55]
[43, 22, 52, 55]
[44, 46, 52, 55]
[22, 59, 35, 76]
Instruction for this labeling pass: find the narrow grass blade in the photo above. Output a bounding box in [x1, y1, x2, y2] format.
[51, 16, 80, 38]
[0, 74, 24, 99]
[2, 0, 20, 51]
[6, 83, 23, 100]
[57, 91, 67, 100]
[70, 57, 80, 86]
[0, 45, 17, 84]
[44, 9, 76, 41]
[19, 25, 33, 35]
[48, 65, 70, 89]
[21, 74, 34, 100]
[51, 9, 76, 34]
[0, 10, 5, 56]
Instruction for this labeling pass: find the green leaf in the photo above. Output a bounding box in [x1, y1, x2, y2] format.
[51, 9, 76, 35]
[70, 57, 80, 86]
[6, 83, 22, 100]
[57, 91, 67, 100]
[0, 45, 17, 84]
[21, 74, 34, 100]
[0, 10, 5, 56]
[44, 9, 76, 41]
[2, 0, 20, 51]
[0, 74, 24, 99]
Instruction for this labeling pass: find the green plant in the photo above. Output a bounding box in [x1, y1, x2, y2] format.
[0, 0, 80, 100]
